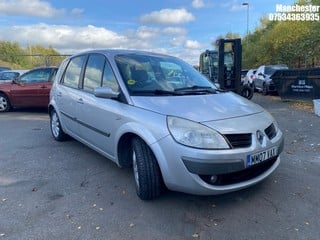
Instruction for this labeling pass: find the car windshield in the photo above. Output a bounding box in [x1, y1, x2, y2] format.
[115, 53, 217, 96]
[0, 72, 19, 80]
[265, 65, 288, 75]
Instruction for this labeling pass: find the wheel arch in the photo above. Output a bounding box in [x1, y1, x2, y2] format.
[48, 104, 55, 115]
[116, 128, 167, 186]
[115, 121, 166, 165]
[117, 132, 135, 168]
[117, 131, 160, 167]
[0, 91, 10, 100]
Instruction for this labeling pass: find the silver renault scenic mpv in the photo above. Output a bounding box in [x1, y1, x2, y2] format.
[49, 49, 284, 200]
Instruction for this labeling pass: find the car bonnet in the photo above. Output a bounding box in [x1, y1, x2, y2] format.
[130, 92, 264, 122]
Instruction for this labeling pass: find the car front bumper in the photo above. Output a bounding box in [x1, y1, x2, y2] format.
[267, 81, 277, 92]
[152, 129, 284, 196]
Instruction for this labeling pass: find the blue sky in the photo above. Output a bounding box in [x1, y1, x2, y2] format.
[0, 0, 295, 65]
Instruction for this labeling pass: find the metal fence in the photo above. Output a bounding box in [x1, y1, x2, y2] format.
[0, 54, 71, 69]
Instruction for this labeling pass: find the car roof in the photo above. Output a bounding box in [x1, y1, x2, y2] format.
[0, 66, 11, 71]
[69, 49, 172, 59]
[32, 66, 58, 69]
[260, 64, 288, 68]
[0, 70, 29, 74]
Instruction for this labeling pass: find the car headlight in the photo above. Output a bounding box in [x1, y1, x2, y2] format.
[167, 116, 230, 149]
[273, 120, 279, 134]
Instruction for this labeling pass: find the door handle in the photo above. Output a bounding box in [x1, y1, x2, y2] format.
[40, 85, 47, 89]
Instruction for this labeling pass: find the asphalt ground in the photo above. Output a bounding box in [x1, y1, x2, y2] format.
[0, 93, 319, 240]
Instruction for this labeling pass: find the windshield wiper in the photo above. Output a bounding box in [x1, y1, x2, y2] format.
[131, 86, 218, 96]
[131, 89, 182, 96]
[174, 85, 217, 94]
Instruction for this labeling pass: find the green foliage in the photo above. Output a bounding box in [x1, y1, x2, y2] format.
[242, 0, 320, 69]
[0, 41, 28, 67]
[212, 32, 241, 50]
[24, 45, 65, 68]
[0, 41, 65, 69]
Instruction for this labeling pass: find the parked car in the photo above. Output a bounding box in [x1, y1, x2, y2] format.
[254, 65, 288, 95]
[0, 66, 58, 112]
[240, 69, 255, 100]
[49, 49, 284, 200]
[241, 69, 248, 83]
[0, 66, 11, 72]
[245, 69, 256, 88]
[0, 70, 29, 83]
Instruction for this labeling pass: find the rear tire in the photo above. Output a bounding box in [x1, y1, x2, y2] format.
[0, 93, 11, 112]
[132, 137, 162, 200]
[50, 109, 67, 141]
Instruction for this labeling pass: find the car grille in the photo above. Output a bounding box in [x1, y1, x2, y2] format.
[265, 123, 277, 140]
[224, 134, 252, 149]
[200, 156, 278, 186]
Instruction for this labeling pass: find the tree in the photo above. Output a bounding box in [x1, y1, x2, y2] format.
[0, 41, 66, 69]
[0, 41, 28, 67]
[242, 0, 320, 69]
[24, 45, 65, 67]
[212, 32, 241, 50]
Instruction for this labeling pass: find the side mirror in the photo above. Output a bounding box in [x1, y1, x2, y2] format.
[12, 78, 20, 84]
[214, 82, 221, 89]
[94, 86, 120, 99]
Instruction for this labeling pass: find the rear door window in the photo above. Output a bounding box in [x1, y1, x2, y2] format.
[19, 68, 57, 83]
[62, 55, 87, 89]
[83, 54, 105, 92]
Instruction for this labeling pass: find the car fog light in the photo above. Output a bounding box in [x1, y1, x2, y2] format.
[209, 175, 218, 184]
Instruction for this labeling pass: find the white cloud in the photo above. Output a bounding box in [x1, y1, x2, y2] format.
[176, 49, 203, 66]
[192, 0, 205, 9]
[169, 36, 187, 47]
[162, 27, 187, 36]
[0, 2, 206, 66]
[184, 40, 201, 49]
[0, 23, 179, 53]
[135, 26, 160, 39]
[140, 8, 195, 25]
[1, 24, 129, 52]
[70, 8, 84, 16]
[0, 0, 66, 18]
[0, 22, 204, 65]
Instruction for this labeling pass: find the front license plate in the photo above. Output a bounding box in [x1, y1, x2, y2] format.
[247, 147, 277, 167]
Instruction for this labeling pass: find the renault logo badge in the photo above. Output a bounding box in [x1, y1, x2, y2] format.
[256, 130, 264, 144]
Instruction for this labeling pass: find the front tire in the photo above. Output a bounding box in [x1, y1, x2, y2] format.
[50, 109, 67, 141]
[240, 85, 254, 100]
[0, 93, 11, 112]
[132, 137, 162, 200]
[262, 84, 268, 95]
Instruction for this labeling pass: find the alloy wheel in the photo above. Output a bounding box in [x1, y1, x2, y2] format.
[0, 95, 9, 112]
[51, 111, 61, 138]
